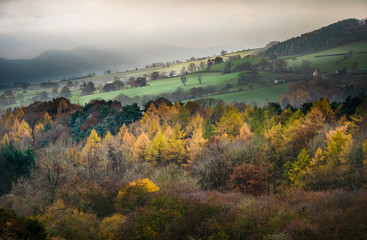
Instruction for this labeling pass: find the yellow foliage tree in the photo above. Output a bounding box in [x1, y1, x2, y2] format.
[98, 131, 114, 172]
[116, 178, 160, 213]
[243, 104, 253, 120]
[38, 112, 53, 125]
[216, 105, 243, 137]
[301, 129, 352, 190]
[302, 147, 326, 190]
[131, 132, 151, 162]
[65, 147, 82, 167]
[81, 129, 101, 176]
[14, 107, 25, 120]
[119, 178, 160, 195]
[147, 118, 161, 139]
[4, 110, 15, 130]
[157, 102, 173, 125]
[186, 113, 204, 137]
[98, 214, 126, 240]
[0, 133, 10, 146]
[163, 125, 173, 139]
[9, 119, 33, 148]
[117, 123, 129, 142]
[145, 132, 169, 165]
[166, 124, 187, 164]
[37, 199, 99, 239]
[238, 122, 253, 142]
[33, 122, 45, 138]
[145, 103, 159, 120]
[186, 125, 206, 167]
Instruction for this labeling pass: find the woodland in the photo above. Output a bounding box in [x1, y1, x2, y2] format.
[1, 94, 367, 239]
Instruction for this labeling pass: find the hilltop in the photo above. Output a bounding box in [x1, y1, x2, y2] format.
[265, 18, 367, 56]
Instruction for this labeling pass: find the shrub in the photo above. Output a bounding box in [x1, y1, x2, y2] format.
[116, 178, 160, 213]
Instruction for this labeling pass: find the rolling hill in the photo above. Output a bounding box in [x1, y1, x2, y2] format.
[265, 18, 367, 56]
[0, 42, 236, 85]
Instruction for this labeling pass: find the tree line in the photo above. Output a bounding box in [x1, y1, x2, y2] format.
[265, 18, 367, 56]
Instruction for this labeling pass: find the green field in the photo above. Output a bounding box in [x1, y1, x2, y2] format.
[197, 83, 290, 106]
[286, 41, 367, 73]
[2, 41, 367, 108]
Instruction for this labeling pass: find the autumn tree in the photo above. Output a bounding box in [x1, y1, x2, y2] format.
[37, 200, 99, 240]
[81, 129, 101, 177]
[98, 214, 126, 240]
[186, 125, 206, 167]
[166, 124, 187, 164]
[97, 131, 114, 173]
[186, 113, 204, 137]
[145, 132, 169, 165]
[191, 137, 233, 190]
[301, 128, 353, 190]
[9, 119, 33, 149]
[36, 144, 68, 203]
[115, 178, 159, 213]
[238, 122, 253, 142]
[216, 105, 243, 137]
[286, 148, 311, 188]
[231, 163, 267, 195]
[131, 132, 151, 162]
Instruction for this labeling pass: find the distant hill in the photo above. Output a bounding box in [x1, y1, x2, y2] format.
[255, 41, 279, 54]
[0, 43, 225, 84]
[265, 18, 367, 56]
[0, 50, 101, 84]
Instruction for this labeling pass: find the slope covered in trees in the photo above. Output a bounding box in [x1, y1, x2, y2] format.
[265, 18, 367, 56]
[1, 96, 367, 239]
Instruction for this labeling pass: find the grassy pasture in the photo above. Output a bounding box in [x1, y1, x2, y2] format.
[2, 41, 366, 109]
[286, 41, 367, 73]
[196, 83, 290, 106]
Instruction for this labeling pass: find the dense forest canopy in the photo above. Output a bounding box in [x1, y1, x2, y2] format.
[1, 96, 367, 239]
[265, 18, 367, 56]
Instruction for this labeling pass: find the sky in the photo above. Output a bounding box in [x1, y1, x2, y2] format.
[0, 0, 366, 59]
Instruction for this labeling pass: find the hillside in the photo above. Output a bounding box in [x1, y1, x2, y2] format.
[67, 41, 366, 107]
[1, 40, 366, 110]
[1, 19, 367, 111]
[0, 42, 237, 85]
[265, 18, 367, 56]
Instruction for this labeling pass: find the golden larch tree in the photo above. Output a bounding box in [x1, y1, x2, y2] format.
[81, 129, 101, 176]
[130, 132, 151, 162]
[186, 125, 206, 167]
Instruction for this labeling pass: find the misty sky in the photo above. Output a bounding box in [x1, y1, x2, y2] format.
[0, 0, 366, 59]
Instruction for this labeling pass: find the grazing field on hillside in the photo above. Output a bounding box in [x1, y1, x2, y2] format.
[1, 41, 366, 110]
[286, 41, 367, 73]
[197, 83, 290, 105]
